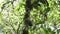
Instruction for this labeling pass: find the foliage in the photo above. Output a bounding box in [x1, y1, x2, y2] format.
[0, 0, 60, 34]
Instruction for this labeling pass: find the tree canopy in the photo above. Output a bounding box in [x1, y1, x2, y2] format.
[0, 0, 60, 34]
